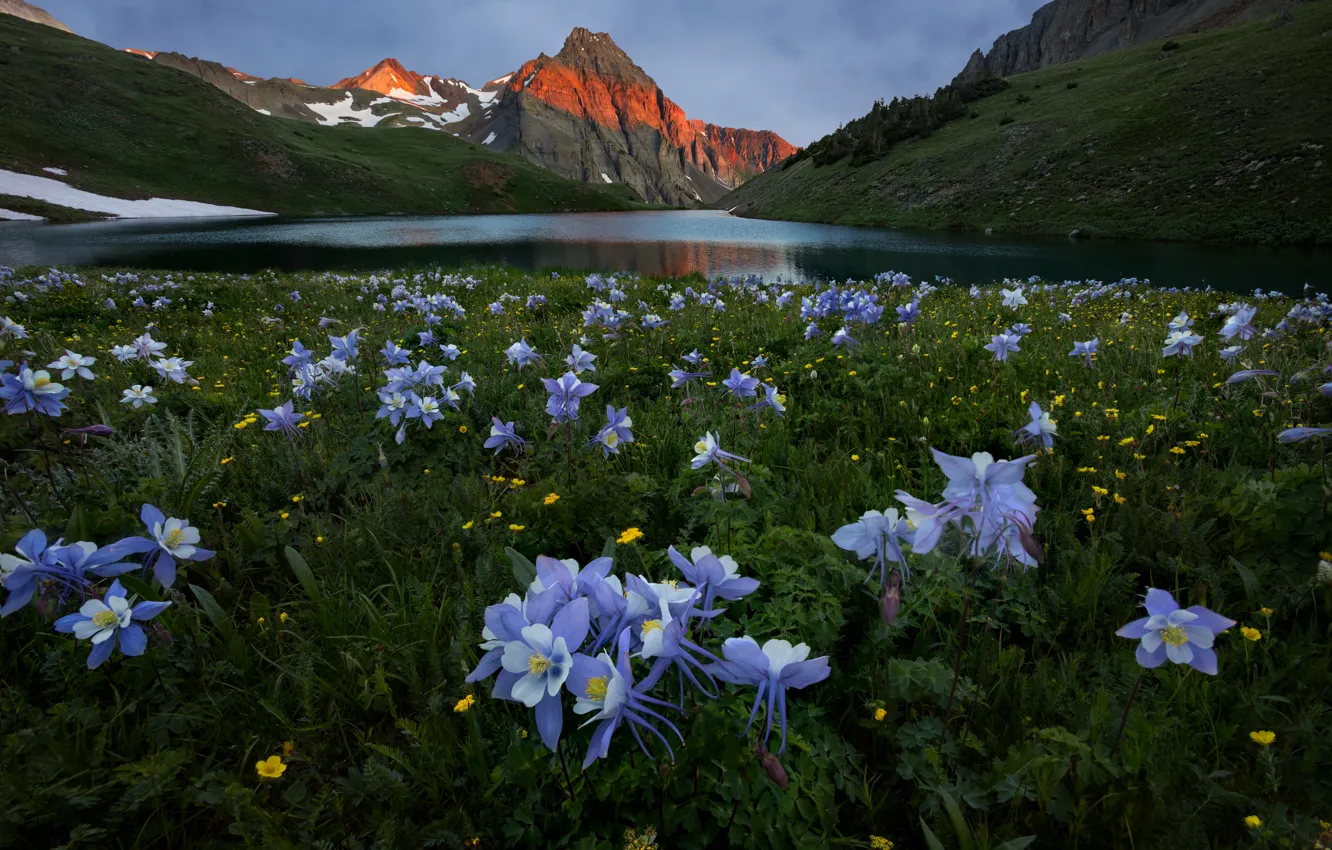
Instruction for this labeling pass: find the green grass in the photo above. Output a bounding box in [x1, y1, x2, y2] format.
[722, 3, 1332, 244]
[0, 16, 645, 216]
[1, 264, 1329, 848]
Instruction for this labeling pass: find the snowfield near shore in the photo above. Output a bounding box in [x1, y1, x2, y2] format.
[0, 169, 275, 219]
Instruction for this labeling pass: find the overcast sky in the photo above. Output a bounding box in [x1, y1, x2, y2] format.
[40, 0, 1047, 146]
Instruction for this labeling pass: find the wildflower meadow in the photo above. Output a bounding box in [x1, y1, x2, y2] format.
[1, 265, 1329, 849]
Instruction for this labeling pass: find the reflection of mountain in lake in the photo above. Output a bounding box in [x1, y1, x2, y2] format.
[0, 211, 1326, 293]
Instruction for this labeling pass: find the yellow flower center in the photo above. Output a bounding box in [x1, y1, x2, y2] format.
[527, 653, 552, 676]
[1160, 624, 1188, 647]
[91, 609, 119, 629]
[584, 676, 608, 702]
[694, 441, 708, 454]
[641, 619, 662, 635]
[605, 432, 619, 447]
[33, 376, 50, 388]
[164, 528, 185, 548]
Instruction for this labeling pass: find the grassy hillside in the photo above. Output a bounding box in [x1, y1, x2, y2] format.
[0, 15, 644, 216]
[722, 3, 1332, 244]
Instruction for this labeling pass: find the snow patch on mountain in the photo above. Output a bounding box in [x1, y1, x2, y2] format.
[0, 169, 274, 218]
[306, 94, 389, 127]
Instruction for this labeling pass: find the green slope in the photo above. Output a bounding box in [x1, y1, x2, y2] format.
[722, 3, 1332, 244]
[0, 15, 643, 216]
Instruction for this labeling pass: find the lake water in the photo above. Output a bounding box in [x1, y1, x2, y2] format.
[0, 210, 1328, 293]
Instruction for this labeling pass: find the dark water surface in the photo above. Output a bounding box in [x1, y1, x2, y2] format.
[0, 210, 1327, 293]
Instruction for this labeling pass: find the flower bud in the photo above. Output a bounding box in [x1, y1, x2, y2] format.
[880, 572, 902, 626]
[759, 751, 788, 790]
[64, 424, 115, 437]
[1317, 559, 1332, 586]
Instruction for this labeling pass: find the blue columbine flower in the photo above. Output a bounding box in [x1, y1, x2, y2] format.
[1115, 587, 1234, 674]
[666, 545, 759, 618]
[722, 368, 759, 400]
[567, 344, 597, 374]
[1016, 401, 1057, 449]
[543, 372, 598, 422]
[380, 340, 410, 365]
[376, 390, 409, 426]
[897, 449, 1041, 568]
[1, 365, 70, 417]
[53, 579, 171, 670]
[567, 628, 685, 767]
[831, 509, 915, 584]
[282, 340, 313, 369]
[985, 333, 1021, 362]
[1278, 426, 1332, 443]
[668, 368, 710, 389]
[1226, 369, 1280, 385]
[682, 348, 704, 365]
[100, 504, 214, 589]
[494, 598, 590, 751]
[329, 330, 360, 361]
[484, 417, 527, 455]
[1163, 330, 1203, 358]
[710, 637, 830, 753]
[748, 384, 785, 417]
[405, 394, 443, 429]
[896, 299, 920, 326]
[259, 400, 305, 435]
[691, 432, 749, 471]
[831, 327, 858, 348]
[1220, 305, 1257, 341]
[1069, 338, 1098, 367]
[589, 405, 633, 456]
[505, 339, 542, 370]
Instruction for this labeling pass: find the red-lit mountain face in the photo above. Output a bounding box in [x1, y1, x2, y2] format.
[469, 28, 797, 205]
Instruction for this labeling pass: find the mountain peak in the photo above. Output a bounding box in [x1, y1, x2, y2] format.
[553, 27, 649, 82]
[333, 58, 428, 96]
[0, 0, 72, 33]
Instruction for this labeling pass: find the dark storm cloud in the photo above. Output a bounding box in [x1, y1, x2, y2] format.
[39, 0, 1048, 145]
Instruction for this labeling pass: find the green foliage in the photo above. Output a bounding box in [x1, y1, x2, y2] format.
[1, 265, 1329, 848]
[800, 74, 1009, 168]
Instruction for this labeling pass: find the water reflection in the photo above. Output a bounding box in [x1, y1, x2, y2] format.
[0, 210, 1327, 293]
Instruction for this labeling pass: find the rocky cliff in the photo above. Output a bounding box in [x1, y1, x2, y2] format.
[470, 28, 797, 205]
[953, 0, 1297, 83]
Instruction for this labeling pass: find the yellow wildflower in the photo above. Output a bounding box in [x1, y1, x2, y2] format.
[1240, 627, 1261, 642]
[617, 527, 644, 545]
[543, 492, 561, 506]
[1249, 730, 1275, 746]
[873, 708, 886, 722]
[255, 755, 286, 779]
[454, 694, 476, 713]
[1244, 816, 1262, 829]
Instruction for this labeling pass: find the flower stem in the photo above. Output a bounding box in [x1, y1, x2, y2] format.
[1112, 674, 1143, 755]
[942, 564, 977, 743]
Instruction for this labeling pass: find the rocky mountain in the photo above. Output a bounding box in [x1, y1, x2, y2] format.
[0, 0, 70, 32]
[330, 57, 503, 136]
[461, 28, 798, 205]
[117, 28, 796, 207]
[125, 50, 467, 129]
[953, 0, 1299, 83]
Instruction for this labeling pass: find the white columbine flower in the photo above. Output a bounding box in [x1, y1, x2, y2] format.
[49, 350, 96, 380]
[153, 516, 201, 559]
[120, 385, 157, 408]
